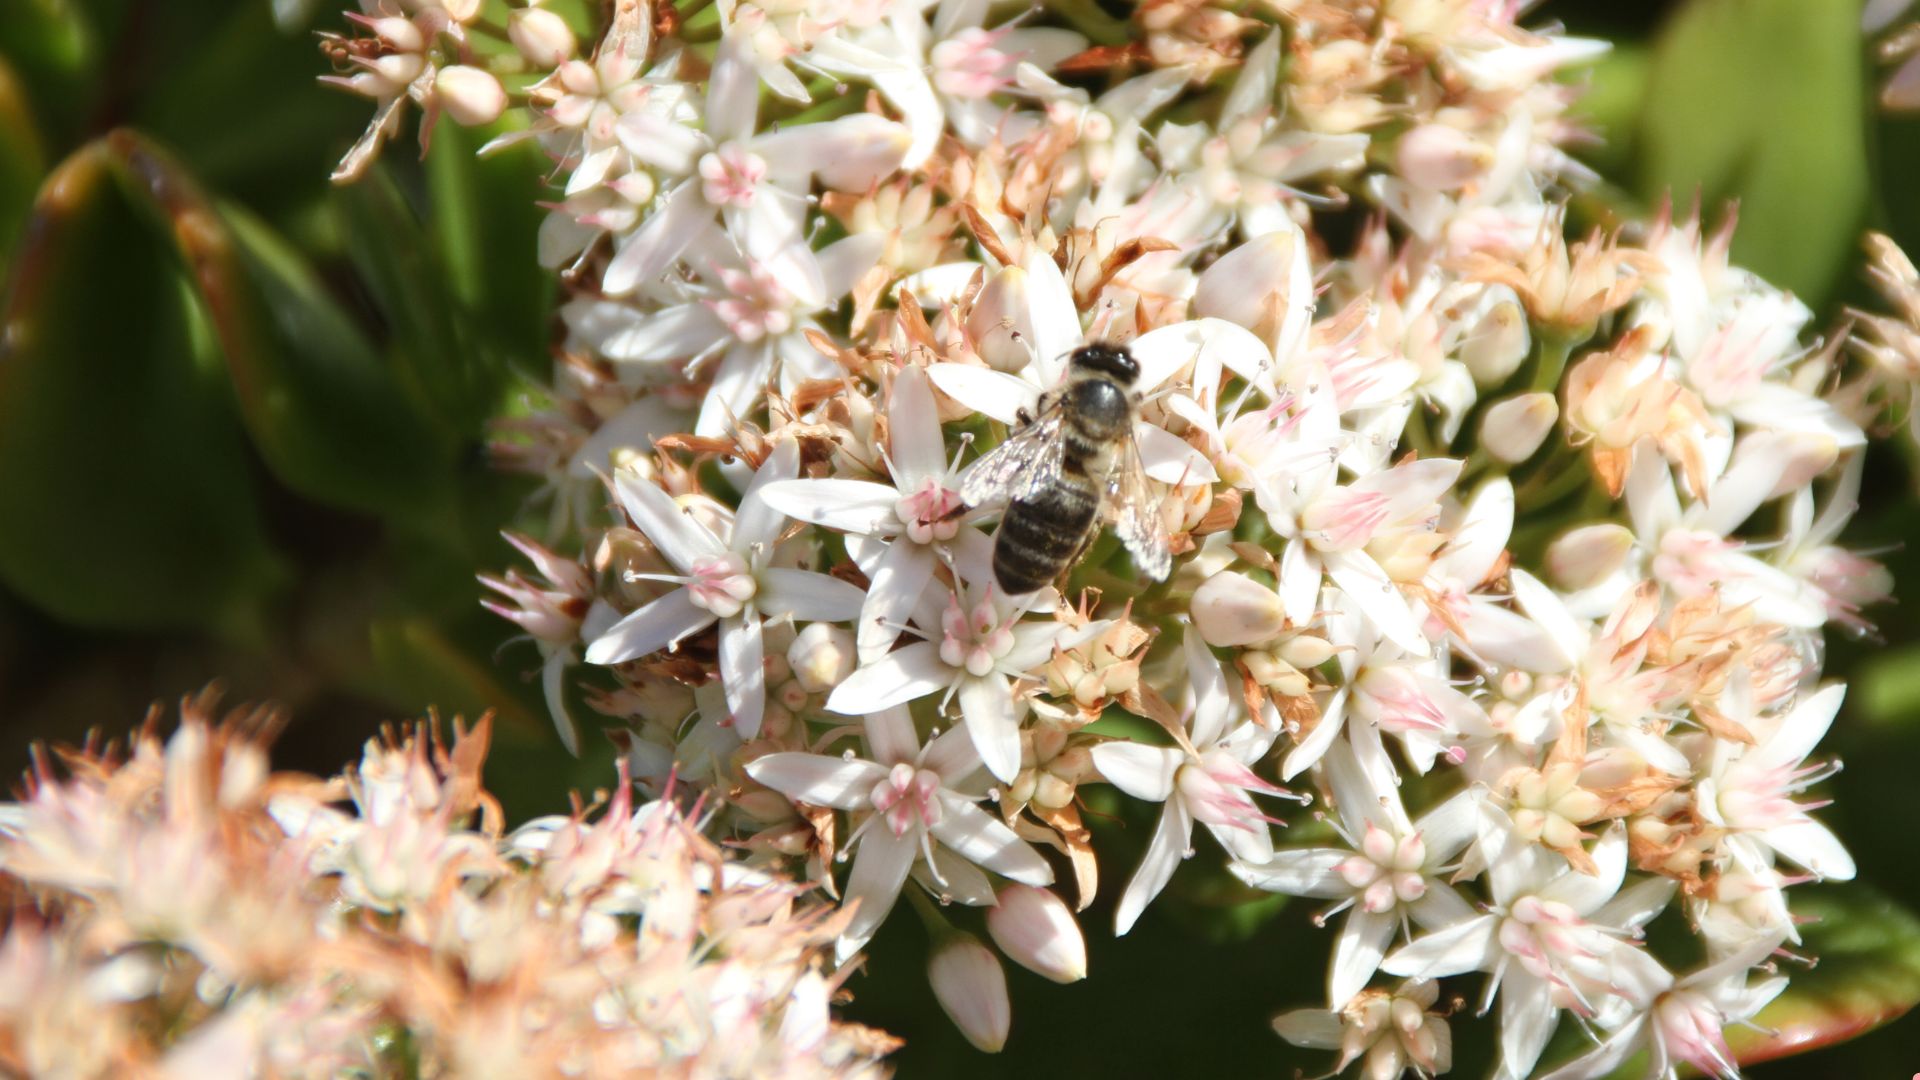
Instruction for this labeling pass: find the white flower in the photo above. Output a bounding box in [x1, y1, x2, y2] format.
[1232, 741, 1478, 1007]
[1382, 813, 1672, 1080]
[584, 440, 865, 737]
[746, 707, 1054, 959]
[1696, 674, 1855, 882]
[1091, 628, 1291, 935]
[1272, 979, 1454, 1080]
[760, 364, 991, 663]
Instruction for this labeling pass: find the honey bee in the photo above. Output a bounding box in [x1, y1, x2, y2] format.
[960, 342, 1173, 595]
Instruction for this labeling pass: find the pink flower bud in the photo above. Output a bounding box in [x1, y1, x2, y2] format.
[986, 885, 1087, 984]
[928, 934, 1010, 1052]
[509, 7, 577, 68]
[967, 267, 1033, 373]
[1395, 123, 1494, 191]
[1547, 523, 1635, 590]
[787, 623, 856, 693]
[1480, 393, 1558, 463]
[1460, 294, 1530, 387]
[1194, 226, 1312, 360]
[436, 65, 507, 126]
[1191, 570, 1286, 647]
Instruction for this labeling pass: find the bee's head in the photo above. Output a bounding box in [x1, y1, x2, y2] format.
[1069, 342, 1139, 385]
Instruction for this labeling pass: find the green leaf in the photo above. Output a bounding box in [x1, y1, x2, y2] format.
[98, 130, 459, 520]
[0, 0, 98, 145]
[367, 615, 546, 738]
[0, 141, 283, 634]
[1729, 884, 1920, 1066]
[1636, 0, 1868, 307]
[0, 57, 47, 269]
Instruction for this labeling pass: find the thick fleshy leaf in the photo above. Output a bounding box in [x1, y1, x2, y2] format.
[1637, 0, 1866, 305]
[1726, 885, 1920, 1067]
[0, 58, 46, 272]
[0, 139, 282, 632]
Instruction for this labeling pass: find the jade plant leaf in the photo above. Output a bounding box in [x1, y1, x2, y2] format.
[1636, 0, 1868, 308]
[0, 140, 283, 635]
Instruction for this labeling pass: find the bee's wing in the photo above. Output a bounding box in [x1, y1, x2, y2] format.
[1104, 428, 1172, 581]
[959, 401, 1069, 508]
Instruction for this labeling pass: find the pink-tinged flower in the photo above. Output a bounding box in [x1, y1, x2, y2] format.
[1696, 675, 1855, 882]
[1540, 937, 1787, 1080]
[986, 884, 1087, 984]
[824, 583, 1096, 783]
[584, 440, 865, 737]
[927, 932, 1011, 1052]
[1264, 454, 1462, 657]
[746, 707, 1054, 959]
[1775, 455, 1892, 633]
[760, 365, 991, 664]
[1272, 979, 1453, 1080]
[1382, 814, 1672, 1080]
[1678, 288, 1863, 446]
[1091, 629, 1293, 935]
[1233, 742, 1479, 1007]
[480, 532, 596, 753]
[1282, 594, 1492, 781]
[1412, 478, 1561, 674]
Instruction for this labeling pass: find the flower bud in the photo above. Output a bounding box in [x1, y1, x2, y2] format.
[1547, 523, 1635, 590]
[363, 15, 424, 52]
[1194, 226, 1312, 360]
[1192, 570, 1286, 647]
[928, 934, 1010, 1052]
[807, 114, 914, 192]
[1480, 393, 1558, 464]
[1460, 295, 1530, 387]
[509, 7, 577, 68]
[436, 65, 508, 126]
[1395, 123, 1493, 191]
[987, 885, 1087, 984]
[787, 622, 856, 693]
[967, 267, 1033, 373]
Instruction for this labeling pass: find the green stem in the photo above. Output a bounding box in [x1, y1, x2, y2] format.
[1046, 0, 1132, 47]
[1528, 331, 1579, 395]
[905, 884, 957, 937]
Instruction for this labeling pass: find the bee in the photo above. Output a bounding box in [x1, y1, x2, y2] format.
[960, 342, 1173, 595]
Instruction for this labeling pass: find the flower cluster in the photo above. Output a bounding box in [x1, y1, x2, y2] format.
[0, 692, 896, 1077]
[325, 0, 1917, 1074]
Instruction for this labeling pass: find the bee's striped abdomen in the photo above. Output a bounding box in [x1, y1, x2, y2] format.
[992, 476, 1100, 595]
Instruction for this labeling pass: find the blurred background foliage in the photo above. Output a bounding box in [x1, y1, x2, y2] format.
[2, 0, 1919, 1075]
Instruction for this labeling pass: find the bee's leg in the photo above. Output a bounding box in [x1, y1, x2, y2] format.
[1052, 528, 1100, 595]
[1014, 407, 1032, 426]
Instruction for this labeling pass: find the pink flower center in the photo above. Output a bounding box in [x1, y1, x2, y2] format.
[686, 552, 756, 617]
[939, 595, 1014, 677]
[698, 143, 767, 208]
[1337, 824, 1429, 911]
[870, 762, 943, 837]
[1653, 528, 1736, 597]
[1177, 750, 1288, 832]
[1653, 990, 1738, 1076]
[895, 479, 963, 544]
[1304, 488, 1392, 551]
[931, 28, 1018, 99]
[707, 263, 795, 343]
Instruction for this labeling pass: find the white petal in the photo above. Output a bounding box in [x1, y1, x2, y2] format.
[695, 341, 772, 437]
[839, 826, 918, 955]
[1271, 1008, 1345, 1050]
[588, 301, 726, 363]
[1412, 788, 1479, 865]
[1329, 907, 1397, 1008]
[615, 469, 726, 571]
[1538, 822, 1627, 916]
[602, 182, 709, 296]
[825, 641, 951, 715]
[1497, 970, 1560, 1080]
[1536, 1018, 1647, 1080]
[1281, 687, 1346, 780]
[932, 795, 1053, 885]
[1137, 422, 1219, 484]
[1326, 550, 1428, 655]
[705, 33, 759, 141]
[758, 568, 867, 621]
[929, 363, 1041, 425]
[1227, 848, 1350, 898]
[863, 706, 920, 767]
[915, 848, 998, 905]
[584, 589, 715, 665]
[957, 675, 1022, 783]
[541, 648, 580, 756]
[1114, 798, 1192, 936]
[1323, 737, 1409, 836]
[858, 539, 936, 663]
[817, 232, 888, 299]
[1762, 818, 1856, 881]
[757, 479, 902, 535]
[888, 364, 949, 489]
[1380, 915, 1497, 979]
[1591, 876, 1677, 933]
[746, 752, 889, 808]
[1755, 683, 1845, 773]
[922, 722, 986, 785]
[1089, 742, 1183, 802]
[732, 438, 799, 549]
[1021, 247, 1082, 381]
[720, 615, 765, 738]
